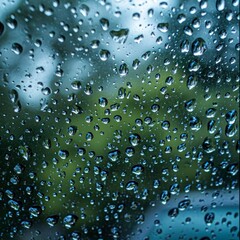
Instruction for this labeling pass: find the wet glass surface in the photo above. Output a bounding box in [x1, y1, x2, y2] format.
[0, 0, 239, 239]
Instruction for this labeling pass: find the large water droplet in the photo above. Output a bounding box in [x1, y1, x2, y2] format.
[157, 23, 169, 32]
[46, 215, 59, 227]
[0, 21, 4, 36]
[216, 0, 225, 11]
[129, 133, 141, 146]
[99, 49, 110, 61]
[108, 150, 121, 162]
[63, 214, 78, 228]
[131, 165, 144, 175]
[29, 206, 42, 217]
[126, 181, 138, 191]
[58, 150, 69, 159]
[100, 18, 109, 31]
[192, 38, 207, 56]
[11, 43, 23, 55]
[204, 212, 215, 225]
[110, 29, 129, 44]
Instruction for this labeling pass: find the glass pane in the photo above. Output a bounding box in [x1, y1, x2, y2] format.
[0, 0, 239, 239]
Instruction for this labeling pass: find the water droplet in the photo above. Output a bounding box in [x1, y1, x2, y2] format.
[21, 221, 32, 229]
[41, 87, 52, 96]
[126, 181, 138, 191]
[161, 121, 170, 130]
[85, 132, 93, 141]
[14, 163, 25, 174]
[110, 29, 129, 44]
[225, 110, 237, 124]
[160, 190, 170, 204]
[108, 150, 121, 162]
[192, 38, 207, 56]
[216, 0, 225, 11]
[168, 208, 179, 218]
[177, 14, 186, 24]
[204, 212, 215, 225]
[188, 59, 200, 72]
[184, 26, 193, 36]
[99, 49, 110, 61]
[151, 104, 160, 112]
[227, 163, 238, 176]
[202, 137, 215, 153]
[6, 18, 17, 29]
[180, 40, 190, 53]
[68, 126, 77, 136]
[11, 43, 23, 55]
[46, 215, 59, 227]
[131, 165, 144, 175]
[205, 108, 216, 118]
[132, 59, 141, 70]
[189, 116, 202, 131]
[80, 4, 90, 17]
[29, 206, 42, 217]
[63, 214, 78, 228]
[100, 18, 109, 31]
[8, 199, 21, 211]
[157, 23, 169, 32]
[129, 133, 141, 146]
[208, 120, 217, 134]
[18, 145, 32, 160]
[71, 81, 81, 90]
[169, 183, 180, 195]
[58, 150, 69, 159]
[187, 75, 198, 89]
[225, 123, 237, 137]
[125, 147, 135, 157]
[9, 89, 18, 103]
[91, 40, 100, 49]
[118, 87, 126, 99]
[119, 63, 129, 77]
[178, 199, 191, 210]
[185, 99, 196, 112]
[0, 21, 4, 36]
